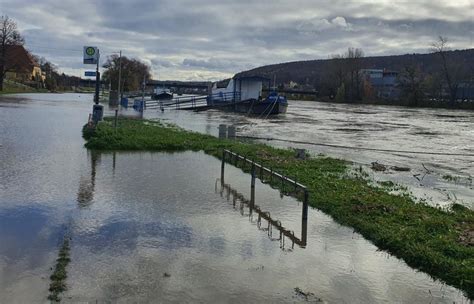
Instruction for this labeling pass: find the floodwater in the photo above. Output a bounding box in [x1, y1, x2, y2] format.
[0, 93, 471, 303]
[144, 100, 474, 209]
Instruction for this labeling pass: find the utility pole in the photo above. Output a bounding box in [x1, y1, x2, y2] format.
[117, 50, 122, 100]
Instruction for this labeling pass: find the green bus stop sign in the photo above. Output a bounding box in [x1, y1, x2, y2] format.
[83, 46, 99, 64]
[86, 47, 95, 56]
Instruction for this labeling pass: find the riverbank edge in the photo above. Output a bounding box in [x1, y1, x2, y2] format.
[82, 117, 473, 298]
[0, 88, 49, 95]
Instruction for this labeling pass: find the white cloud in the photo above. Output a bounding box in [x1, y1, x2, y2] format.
[331, 16, 349, 28]
[298, 16, 352, 33]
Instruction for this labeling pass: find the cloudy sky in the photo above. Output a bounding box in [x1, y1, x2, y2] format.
[1, 0, 473, 81]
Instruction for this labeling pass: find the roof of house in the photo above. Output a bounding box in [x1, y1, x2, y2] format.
[5, 45, 39, 73]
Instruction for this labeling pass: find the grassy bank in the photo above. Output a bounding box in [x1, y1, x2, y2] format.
[83, 117, 474, 298]
[0, 80, 49, 95]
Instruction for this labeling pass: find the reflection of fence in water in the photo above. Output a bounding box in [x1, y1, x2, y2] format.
[221, 149, 309, 218]
[216, 180, 307, 250]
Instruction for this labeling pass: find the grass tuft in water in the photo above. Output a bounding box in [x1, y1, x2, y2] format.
[48, 237, 71, 302]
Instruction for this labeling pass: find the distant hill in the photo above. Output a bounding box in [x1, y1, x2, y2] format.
[237, 49, 474, 88]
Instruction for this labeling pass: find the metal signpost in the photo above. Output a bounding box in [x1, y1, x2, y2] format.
[84, 46, 103, 123]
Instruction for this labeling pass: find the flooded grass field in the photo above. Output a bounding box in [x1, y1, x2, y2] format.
[0, 93, 472, 302]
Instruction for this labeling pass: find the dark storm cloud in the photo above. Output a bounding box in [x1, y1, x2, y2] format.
[1, 0, 472, 80]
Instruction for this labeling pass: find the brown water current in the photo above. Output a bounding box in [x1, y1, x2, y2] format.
[143, 100, 474, 210]
[0, 93, 471, 303]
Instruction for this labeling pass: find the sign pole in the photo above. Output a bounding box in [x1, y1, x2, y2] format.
[84, 46, 103, 124]
[94, 49, 100, 104]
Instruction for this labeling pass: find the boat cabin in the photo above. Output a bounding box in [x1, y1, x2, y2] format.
[211, 75, 269, 102]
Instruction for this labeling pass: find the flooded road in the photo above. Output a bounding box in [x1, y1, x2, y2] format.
[144, 100, 474, 210]
[0, 93, 471, 303]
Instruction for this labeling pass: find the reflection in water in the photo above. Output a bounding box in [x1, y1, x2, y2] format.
[77, 150, 100, 207]
[112, 152, 116, 174]
[216, 179, 307, 250]
[75, 219, 194, 254]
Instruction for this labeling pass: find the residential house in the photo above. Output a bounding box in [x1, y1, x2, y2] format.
[4, 45, 44, 83]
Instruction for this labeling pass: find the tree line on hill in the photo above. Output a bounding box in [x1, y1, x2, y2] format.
[239, 37, 473, 107]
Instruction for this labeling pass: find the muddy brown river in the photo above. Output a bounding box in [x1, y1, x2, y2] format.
[146, 99, 474, 210]
[0, 93, 471, 303]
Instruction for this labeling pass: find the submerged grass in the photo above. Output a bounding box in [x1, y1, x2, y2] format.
[48, 237, 71, 302]
[83, 117, 474, 298]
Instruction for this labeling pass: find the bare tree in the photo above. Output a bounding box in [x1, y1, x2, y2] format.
[330, 54, 346, 87]
[423, 73, 443, 101]
[346, 47, 364, 102]
[324, 54, 347, 99]
[398, 65, 424, 106]
[0, 15, 25, 90]
[327, 48, 364, 102]
[431, 36, 458, 103]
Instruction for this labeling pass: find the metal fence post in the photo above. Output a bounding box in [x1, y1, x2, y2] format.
[221, 150, 226, 185]
[302, 190, 309, 221]
[302, 189, 309, 246]
[250, 162, 256, 207]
